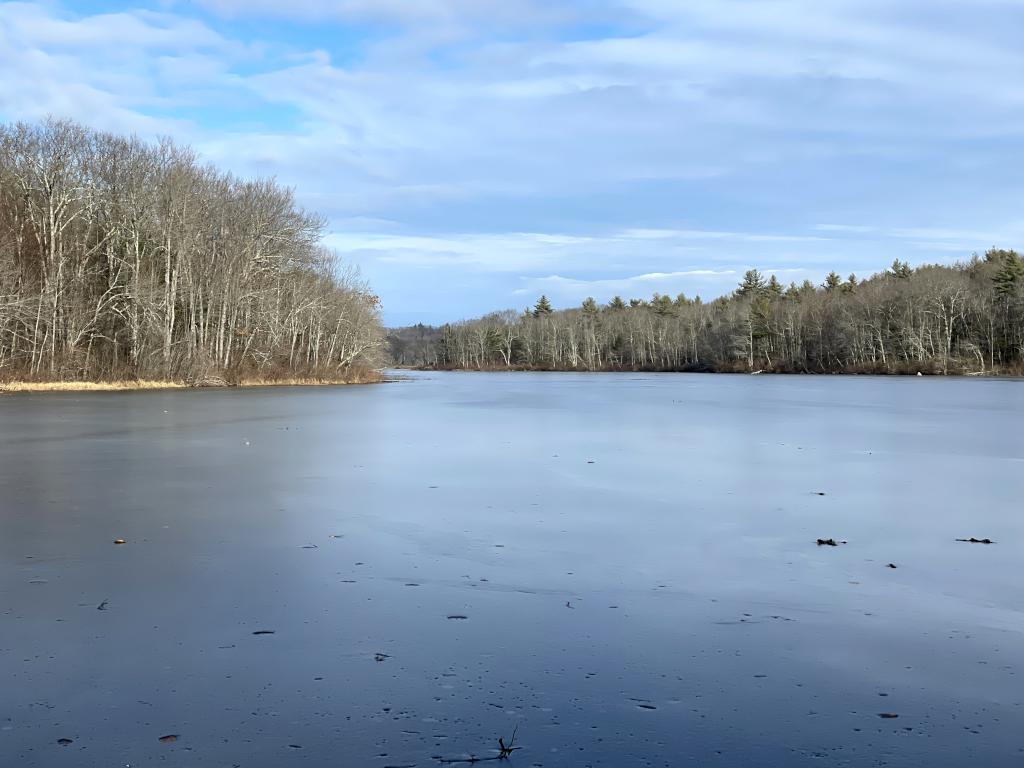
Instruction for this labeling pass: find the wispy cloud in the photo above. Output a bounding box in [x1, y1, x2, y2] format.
[621, 228, 829, 244]
[514, 269, 740, 300]
[0, 2, 241, 133]
[188, 0, 570, 25]
[814, 222, 1024, 254]
[323, 226, 839, 273]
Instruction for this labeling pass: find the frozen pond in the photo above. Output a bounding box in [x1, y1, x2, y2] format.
[2, 372, 1023, 766]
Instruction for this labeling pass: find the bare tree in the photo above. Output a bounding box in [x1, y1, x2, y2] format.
[0, 119, 384, 384]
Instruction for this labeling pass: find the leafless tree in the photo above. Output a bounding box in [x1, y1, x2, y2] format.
[0, 119, 384, 383]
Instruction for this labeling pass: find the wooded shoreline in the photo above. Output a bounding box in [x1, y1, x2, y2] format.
[400, 365, 1010, 377]
[390, 252, 1024, 376]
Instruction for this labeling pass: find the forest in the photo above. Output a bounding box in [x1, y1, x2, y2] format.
[0, 120, 384, 385]
[392, 252, 1024, 375]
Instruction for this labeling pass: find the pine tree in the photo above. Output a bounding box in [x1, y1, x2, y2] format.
[985, 247, 1018, 263]
[736, 269, 767, 298]
[823, 271, 842, 292]
[533, 295, 553, 317]
[651, 293, 674, 316]
[890, 259, 912, 279]
[581, 297, 599, 315]
[993, 251, 1024, 298]
[608, 295, 626, 311]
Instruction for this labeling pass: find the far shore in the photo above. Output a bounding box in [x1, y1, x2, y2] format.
[398, 365, 1007, 377]
[0, 375, 383, 394]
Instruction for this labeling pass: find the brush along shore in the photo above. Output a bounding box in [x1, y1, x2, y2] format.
[0, 373, 382, 393]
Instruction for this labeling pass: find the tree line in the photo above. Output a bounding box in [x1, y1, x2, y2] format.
[0, 119, 384, 384]
[396, 251, 1024, 374]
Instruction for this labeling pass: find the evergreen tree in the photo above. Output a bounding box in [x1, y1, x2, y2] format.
[608, 295, 626, 311]
[890, 259, 912, 279]
[533, 295, 553, 317]
[767, 274, 783, 296]
[985, 247, 1018, 263]
[651, 293, 674, 316]
[993, 250, 1024, 298]
[736, 269, 767, 298]
[581, 297, 599, 315]
[823, 271, 842, 292]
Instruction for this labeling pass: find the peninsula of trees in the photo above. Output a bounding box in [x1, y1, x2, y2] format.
[0, 120, 383, 387]
[391, 252, 1024, 375]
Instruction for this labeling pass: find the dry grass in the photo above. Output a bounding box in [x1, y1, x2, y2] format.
[0, 380, 187, 393]
[1, 372, 383, 393]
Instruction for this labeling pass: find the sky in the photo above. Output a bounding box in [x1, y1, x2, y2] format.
[2, 1, 1023, 325]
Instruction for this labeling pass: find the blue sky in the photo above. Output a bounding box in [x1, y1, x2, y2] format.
[2, 0, 1023, 325]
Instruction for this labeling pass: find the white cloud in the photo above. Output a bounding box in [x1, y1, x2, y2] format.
[620, 228, 828, 244]
[0, 3, 237, 134]
[2, 4, 224, 49]
[813, 223, 1024, 254]
[189, 0, 570, 26]
[515, 269, 738, 295]
[815, 224, 877, 234]
[322, 231, 604, 272]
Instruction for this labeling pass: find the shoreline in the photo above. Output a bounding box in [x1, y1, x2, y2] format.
[399, 366, 1010, 378]
[0, 375, 384, 394]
